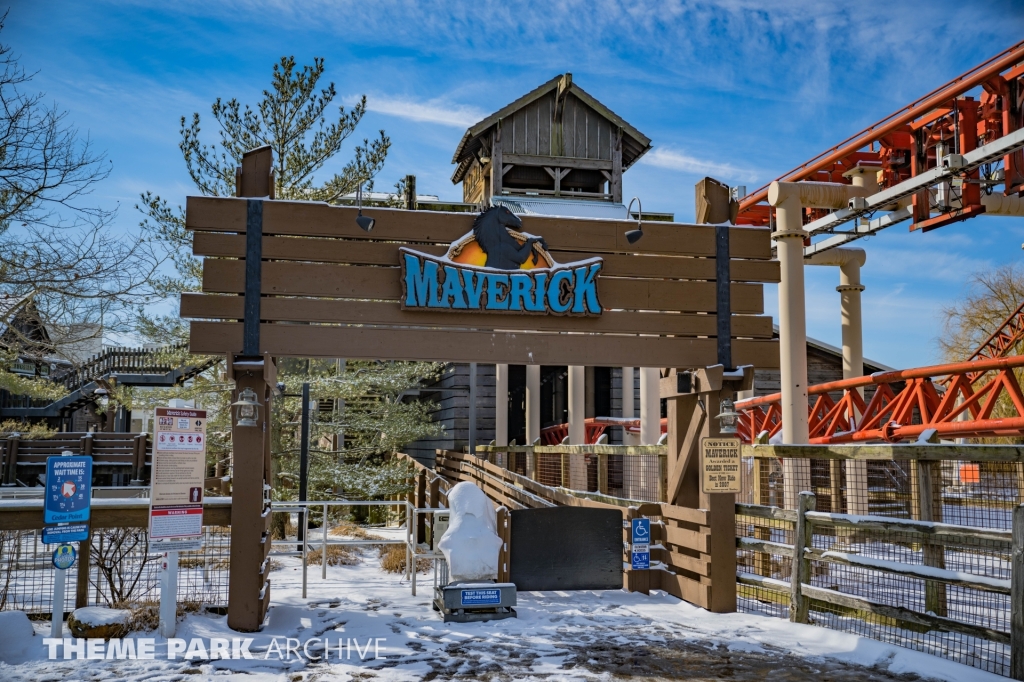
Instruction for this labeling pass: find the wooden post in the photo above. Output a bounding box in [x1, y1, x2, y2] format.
[227, 363, 272, 632]
[3, 435, 18, 485]
[790, 491, 815, 624]
[490, 126, 503, 201]
[1012, 504, 1024, 680]
[611, 128, 623, 203]
[917, 460, 948, 617]
[496, 507, 510, 583]
[828, 460, 843, 512]
[598, 453, 608, 495]
[76, 535, 91, 609]
[404, 174, 417, 211]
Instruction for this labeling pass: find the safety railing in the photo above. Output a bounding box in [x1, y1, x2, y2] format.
[737, 491, 1021, 678]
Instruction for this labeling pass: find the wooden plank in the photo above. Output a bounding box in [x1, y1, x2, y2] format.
[504, 153, 612, 171]
[808, 547, 1011, 594]
[736, 535, 794, 556]
[181, 294, 775, 339]
[190, 321, 781, 368]
[658, 571, 712, 608]
[199, 259, 766, 314]
[804, 510, 1011, 545]
[801, 583, 1010, 646]
[662, 523, 711, 554]
[184, 196, 773, 259]
[736, 502, 798, 523]
[192, 233, 781, 283]
[660, 548, 712, 577]
[743, 443, 1024, 462]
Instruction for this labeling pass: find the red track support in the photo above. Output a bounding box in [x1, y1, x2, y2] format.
[737, 355, 1024, 444]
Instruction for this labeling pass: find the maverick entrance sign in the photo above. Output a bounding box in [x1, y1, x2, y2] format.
[180, 146, 780, 631]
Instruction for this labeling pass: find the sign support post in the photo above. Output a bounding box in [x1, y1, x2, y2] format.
[44, 450, 91, 637]
[159, 551, 178, 637]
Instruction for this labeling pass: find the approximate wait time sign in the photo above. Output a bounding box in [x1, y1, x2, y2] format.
[700, 437, 742, 494]
[149, 407, 208, 551]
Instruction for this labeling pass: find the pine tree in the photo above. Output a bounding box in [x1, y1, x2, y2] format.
[134, 57, 441, 510]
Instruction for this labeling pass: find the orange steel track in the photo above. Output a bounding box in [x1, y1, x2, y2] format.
[736, 40, 1024, 230]
[736, 355, 1024, 445]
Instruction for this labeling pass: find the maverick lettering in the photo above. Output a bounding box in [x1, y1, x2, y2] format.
[400, 250, 603, 316]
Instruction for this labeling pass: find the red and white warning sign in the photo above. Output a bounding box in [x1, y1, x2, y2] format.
[150, 407, 207, 551]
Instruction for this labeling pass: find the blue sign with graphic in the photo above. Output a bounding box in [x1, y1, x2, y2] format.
[631, 518, 650, 545]
[631, 548, 650, 570]
[42, 523, 89, 544]
[52, 543, 76, 570]
[44, 456, 92, 524]
[461, 589, 501, 606]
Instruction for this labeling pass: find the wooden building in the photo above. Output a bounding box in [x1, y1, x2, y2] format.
[451, 73, 651, 206]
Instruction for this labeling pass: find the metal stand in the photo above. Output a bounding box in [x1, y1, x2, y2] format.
[432, 558, 517, 623]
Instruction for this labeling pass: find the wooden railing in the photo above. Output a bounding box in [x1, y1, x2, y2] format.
[737, 492, 1023, 678]
[1, 432, 151, 484]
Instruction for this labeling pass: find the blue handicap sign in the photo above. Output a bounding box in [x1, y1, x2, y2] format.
[44, 456, 92, 524]
[52, 543, 76, 570]
[42, 523, 90, 544]
[631, 548, 650, 570]
[631, 518, 650, 545]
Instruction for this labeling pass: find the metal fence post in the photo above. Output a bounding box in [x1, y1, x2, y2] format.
[790, 491, 815, 624]
[1012, 504, 1024, 680]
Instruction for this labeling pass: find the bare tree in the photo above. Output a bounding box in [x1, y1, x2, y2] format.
[939, 263, 1024, 362]
[0, 13, 160, 397]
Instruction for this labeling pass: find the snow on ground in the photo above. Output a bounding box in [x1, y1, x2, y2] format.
[0, 538, 1004, 681]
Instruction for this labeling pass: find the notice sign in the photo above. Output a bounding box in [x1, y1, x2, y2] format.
[700, 437, 742, 494]
[150, 407, 207, 551]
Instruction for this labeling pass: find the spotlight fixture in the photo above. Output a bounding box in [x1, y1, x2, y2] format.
[355, 183, 375, 232]
[624, 196, 643, 244]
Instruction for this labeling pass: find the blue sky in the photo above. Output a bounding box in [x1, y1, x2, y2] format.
[7, 0, 1024, 369]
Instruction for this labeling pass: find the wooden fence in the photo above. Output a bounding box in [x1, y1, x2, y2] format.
[1, 432, 151, 485]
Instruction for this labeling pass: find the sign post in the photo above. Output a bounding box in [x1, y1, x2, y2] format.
[150, 407, 207, 637]
[43, 450, 91, 637]
[631, 518, 650, 570]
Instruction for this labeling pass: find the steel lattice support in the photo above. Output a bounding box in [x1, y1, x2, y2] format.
[737, 355, 1024, 444]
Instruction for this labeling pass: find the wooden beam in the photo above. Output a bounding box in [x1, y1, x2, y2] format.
[199, 259, 766, 314]
[743, 443, 1024, 462]
[181, 294, 774, 338]
[184, 196, 773, 260]
[506, 153, 612, 171]
[192, 233, 781, 283]
[190, 321, 782, 369]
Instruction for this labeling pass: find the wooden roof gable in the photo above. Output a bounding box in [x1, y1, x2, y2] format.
[451, 73, 652, 184]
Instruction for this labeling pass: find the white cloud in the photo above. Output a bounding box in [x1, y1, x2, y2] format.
[639, 147, 761, 183]
[350, 94, 486, 128]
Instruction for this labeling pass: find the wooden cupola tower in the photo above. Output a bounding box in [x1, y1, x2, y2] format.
[451, 73, 652, 206]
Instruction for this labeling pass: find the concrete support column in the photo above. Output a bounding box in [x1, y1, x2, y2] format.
[639, 368, 661, 445]
[525, 365, 541, 479]
[840, 260, 868, 515]
[769, 182, 811, 509]
[568, 365, 587, 489]
[495, 364, 508, 467]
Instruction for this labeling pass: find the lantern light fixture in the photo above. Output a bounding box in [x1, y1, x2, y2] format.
[231, 387, 261, 428]
[715, 397, 740, 435]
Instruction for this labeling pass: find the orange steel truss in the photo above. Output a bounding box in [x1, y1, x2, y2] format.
[945, 300, 1024, 386]
[736, 40, 1024, 230]
[736, 355, 1024, 444]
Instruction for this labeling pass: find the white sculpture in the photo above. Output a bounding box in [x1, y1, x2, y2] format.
[437, 481, 503, 582]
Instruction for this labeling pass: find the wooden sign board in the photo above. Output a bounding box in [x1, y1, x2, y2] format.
[182, 196, 780, 369]
[700, 437, 742, 494]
